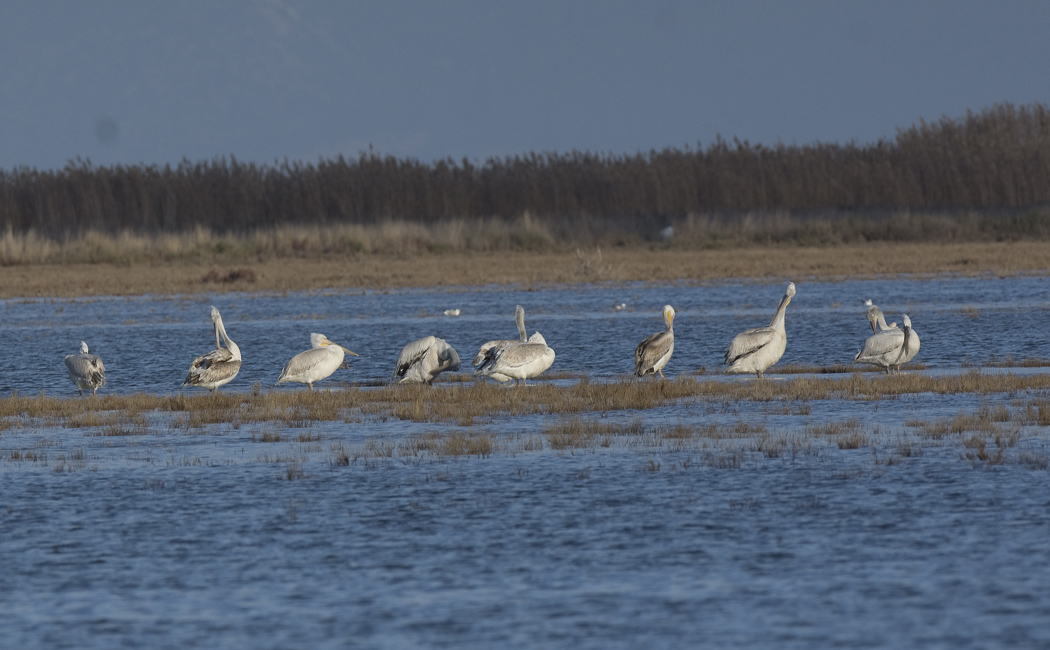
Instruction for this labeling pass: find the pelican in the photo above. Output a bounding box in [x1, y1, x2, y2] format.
[853, 312, 919, 373]
[893, 314, 921, 371]
[443, 309, 461, 317]
[477, 332, 555, 385]
[276, 333, 359, 390]
[472, 305, 527, 367]
[395, 336, 461, 384]
[183, 306, 241, 391]
[864, 299, 897, 334]
[635, 305, 675, 379]
[65, 341, 106, 396]
[724, 282, 796, 378]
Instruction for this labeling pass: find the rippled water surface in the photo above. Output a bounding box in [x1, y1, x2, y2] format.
[2, 277, 1050, 648]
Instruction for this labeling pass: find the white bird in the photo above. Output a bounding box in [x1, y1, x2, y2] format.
[724, 282, 796, 378]
[864, 299, 897, 334]
[472, 305, 527, 367]
[394, 336, 461, 384]
[635, 305, 675, 379]
[853, 312, 919, 373]
[614, 302, 627, 311]
[443, 309, 461, 317]
[276, 333, 359, 390]
[894, 314, 920, 371]
[183, 306, 241, 391]
[477, 332, 555, 385]
[65, 341, 106, 396]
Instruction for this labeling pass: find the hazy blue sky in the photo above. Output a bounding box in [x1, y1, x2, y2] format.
[1, 1, 1048, 170]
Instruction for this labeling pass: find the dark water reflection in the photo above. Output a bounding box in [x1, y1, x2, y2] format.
[2, 276, 1050, 648]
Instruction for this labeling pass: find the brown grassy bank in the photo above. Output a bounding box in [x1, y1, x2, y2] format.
[4, 371, 1050, 430]
[1, 239, 1049, 298]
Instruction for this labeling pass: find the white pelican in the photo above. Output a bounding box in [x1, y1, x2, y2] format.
[724, 282, 796, 378]
[472, 305, 527, 367]
[65, 341, 106, 396]
[894, 314, 920, 370]
[477, 332, 555, 385]
[183, 306, 241, 391]
[864, 299, 897, 334]
[443, 309, 461, 317]
[276, 333, 359, 390]
[614, 302, 627, 311]
[635, 305, 675, 379]
[853, 313, 918, 373]
[394, 336, 461, 384]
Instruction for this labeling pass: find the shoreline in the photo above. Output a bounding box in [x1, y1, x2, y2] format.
[1, 240, 1048, 299]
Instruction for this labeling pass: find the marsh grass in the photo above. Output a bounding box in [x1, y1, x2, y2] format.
[4, 372, 1050, 432]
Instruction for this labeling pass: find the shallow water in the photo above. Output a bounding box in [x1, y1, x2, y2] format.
[2, 276, 1050, 648]
[3, 275, 1050, 394]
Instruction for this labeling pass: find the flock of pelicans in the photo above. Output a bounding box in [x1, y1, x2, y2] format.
[61, 282, 921, 396]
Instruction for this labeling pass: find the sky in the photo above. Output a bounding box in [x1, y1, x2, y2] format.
[1, 0, 1049, 171]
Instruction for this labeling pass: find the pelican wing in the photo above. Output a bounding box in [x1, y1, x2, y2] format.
[491, 342, 548, 369]
[278, 348, 346, 384]
[184, 347, 240, 386]
[473, 339, 517, 366]
[635, 330, 673, 375]
[396, 337, 436, 378]
[65, 354, 106, 390]
[855, 329, 905, 362]
[724, 326, 775, 365]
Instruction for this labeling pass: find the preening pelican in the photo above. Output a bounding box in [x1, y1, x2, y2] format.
[65, 341, 106, 396]
[864, 300, 896, 334]
[276, 333, 359, 390]
[894, 314, 920, 370]
[853, 313, 918, 373]
[477, 332, 555, 385]
[635, 305, 675, 379]
[183, 306, 241, 391]
[472, 305, 527, 367]
[395, 336, 461, 384]
[724, 282, 796, 378]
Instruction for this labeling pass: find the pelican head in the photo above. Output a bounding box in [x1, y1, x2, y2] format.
[785, 282, 796, 300]
[79, 341, 89, 354]
[528, 332, 547, 344]
[901, 314, 912, 329]
[210, 306, 222, 323]
[663, 305, 675, 329]
[863, 299, 872, 306]
[310, 333, 359, 357]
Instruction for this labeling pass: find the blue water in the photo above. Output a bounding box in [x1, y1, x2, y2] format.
[2, 276, 1050, 648]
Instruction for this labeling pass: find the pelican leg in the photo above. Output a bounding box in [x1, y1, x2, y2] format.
[658, 369, 666, 380]
[756, 371, 764, 379]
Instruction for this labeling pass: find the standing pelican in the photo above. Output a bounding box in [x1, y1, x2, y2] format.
[65, 341, 106, 396]
[724, 282, 796, 378]
[276, 333, 359, 390]
[477, 333, 555, 385]
[183, 306, 241, 391]
[635, 305, 675, 379]
[864, 299, 897, 334]
[472, 305, 527, 366]
[893, 314, 920, 371]
[395, 336, 461, 384]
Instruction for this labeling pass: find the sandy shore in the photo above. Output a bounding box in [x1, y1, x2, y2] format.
[1, 241, 1047, 298]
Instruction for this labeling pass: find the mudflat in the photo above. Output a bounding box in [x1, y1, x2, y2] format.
[1, 240, 1047, 298]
